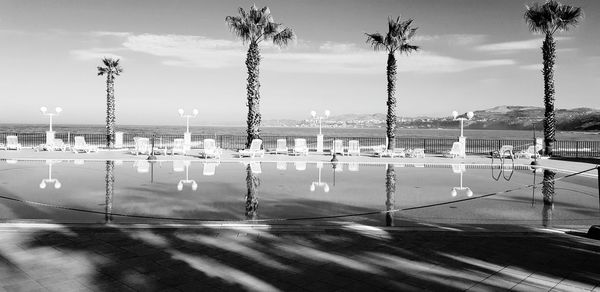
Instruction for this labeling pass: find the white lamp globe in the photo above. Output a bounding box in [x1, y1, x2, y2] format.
[54, 181, 62, 189]
[310, 110, 316, 118]
[310, 184, 315, 192]
[55, 107, 63, 113]
[466, 189, 473, 197]
[40, 106, 47, 113]
[192, 109, 199, 116]
[177, 182, 183, 191]
[178, 109, 184, 116]
[452, 111, 458, 119]
[192, 181, 198, 191]
[451, 189, 457, 197]
[324, 184, 330, 193]
[325, 110, 331, 117]
[40, 181, 46, 189]
[467, 112, 474, 120]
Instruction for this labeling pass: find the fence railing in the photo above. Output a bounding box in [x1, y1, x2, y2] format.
[1, 132, 599, 158]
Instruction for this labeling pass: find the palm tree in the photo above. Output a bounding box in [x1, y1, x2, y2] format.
[366, 17, 419, 150]
[97, 58, 123, 148]
[226, 5, 295, 148]
[541, 169, 556, 227]
[105, 160, 114, 224]
[524, 0, 583, 156]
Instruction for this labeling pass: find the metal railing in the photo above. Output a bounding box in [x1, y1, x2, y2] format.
[1, 132, 599, 158]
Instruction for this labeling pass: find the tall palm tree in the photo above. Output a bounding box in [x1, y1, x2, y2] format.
[541, 169, 556, 227]
[97, 58, 123, 148]
[226, 5, 295, 148]
[524, 0, 583, 156]
[366, 17, 419, 150]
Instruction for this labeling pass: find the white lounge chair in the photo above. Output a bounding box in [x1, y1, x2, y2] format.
[6, 136, 22, 150]
[0, 143, 5, 150]
[516, 145, 542, 159]
[203, 162, 219, 176]
[275, 139, 288, 155]
[171, 139, 186, 155]
[239, 139, 264, 158]
[199, 139, 222, 159]
[494, 145, 514, 159]
[347, 140, 360, 156]
[332, 140, 344, 156]
[72, 136, 98, 153]
[292, 138, 308, 156]
[408, 148, 425, 158]
[52, 139, 70, 152]
[131, 137, 150, 156]
[373, 145, 405, 158]
[444, 142, 464, 158]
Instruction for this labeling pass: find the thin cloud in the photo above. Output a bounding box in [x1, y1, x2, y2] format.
[519, 64, 542, 71]
[476, 37, 570, 52]
[75, 32, 515, 74]
[70, 48, 125, 61]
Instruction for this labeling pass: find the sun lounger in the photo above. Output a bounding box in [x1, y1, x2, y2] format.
[6, 136, 22, 150]
[131, 137, 151, 155]
[373, 145, 405, 158]
[347, 140, 360, 156]
[444, 142, 464, 158]
[275, 139, 288, 155]
[199, 139, 222, 159]
[239, 139, 265, 158]
[292, 138, 308, 156]
[0, 143, 5, 150]
[516, 145, 542, 159]
[72, 136, 98, 153]
[332, 140, 344, 156]
[408, 148, 425, 158]
[171, 138, 186, 155]
[493, 145, 514, 159]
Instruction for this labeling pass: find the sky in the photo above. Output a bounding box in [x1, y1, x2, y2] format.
[0, 0, 599, 126]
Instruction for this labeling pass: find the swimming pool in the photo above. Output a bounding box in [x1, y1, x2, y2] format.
[0, 159, 598, 227]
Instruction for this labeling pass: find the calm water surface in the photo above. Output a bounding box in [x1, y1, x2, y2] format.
[0, 160, 597, 227]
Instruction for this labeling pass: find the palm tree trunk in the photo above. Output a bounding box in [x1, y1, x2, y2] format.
[385, 164, 396, 226]
[245, 42, 262, 148]
[542, 34, 556, 156]
[245, 165, 259, 220]
[542, 169, 555, 227]
[386, 53, 397, 150]
[106, 74, 116, 148]
[105, 160, 114, 223]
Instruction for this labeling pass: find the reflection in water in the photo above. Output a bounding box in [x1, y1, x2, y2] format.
[451, 164, 472, 197]
[245, 164, 260, 220]
[385, 164, 395, 226]
[542, 169, 556, 227]
[310, 162, 329, 193]
[40, 160, 62, 189]
[105, 160, 114, 223]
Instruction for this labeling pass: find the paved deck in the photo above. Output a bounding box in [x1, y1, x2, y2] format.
[1, 149, 599, 291]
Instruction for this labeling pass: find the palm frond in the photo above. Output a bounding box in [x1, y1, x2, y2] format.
[97, 67, 106, 76]
[365, 33, 387, 51]
[398, 44, 419, 55]
[272, 27, 295, 47]
[524, 0, 583, 35]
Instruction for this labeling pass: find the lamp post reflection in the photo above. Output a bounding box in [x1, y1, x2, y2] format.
[451, 164, 472, 197]
[177, 160, 197, 191]
[39, 160, 61, 189]
[310, 162, 330, 193]
[105, 160, 114, 223]
[542, 169, 556, 227]
[385, 164, 396, 227]
[245, 164, 260, 220]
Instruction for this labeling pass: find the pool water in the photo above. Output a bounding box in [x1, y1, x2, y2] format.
[0, 159, 598, 227]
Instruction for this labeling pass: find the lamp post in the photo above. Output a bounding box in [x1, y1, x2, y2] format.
[178, 108, 198, 152]
[311, 110, 330, 153]
[310, 162, 330, 193]
[40, 106, 62, 145]
[177, 160, 198, 191]
[452, 111, 474, 158]
[39, 160, 61, 189]
[450, 164, 472, 197]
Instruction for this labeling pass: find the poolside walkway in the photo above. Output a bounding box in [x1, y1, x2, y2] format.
[1, 149, 599, 291]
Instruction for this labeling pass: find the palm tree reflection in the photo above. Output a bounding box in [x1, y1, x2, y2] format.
[542, 169, 556, 227]
[105, 160, 114, 224]
[245, 164, 260, 220]
[385, 164, 396, 226]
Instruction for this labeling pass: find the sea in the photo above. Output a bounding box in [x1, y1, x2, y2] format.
[1, 123, 599, 141]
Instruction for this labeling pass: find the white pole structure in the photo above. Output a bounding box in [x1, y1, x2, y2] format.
[311, 110, 330, 154]
[177, 160, 198, 191]
[451, 166, 472, 197]
[40, 107, 62, 145]
[310, 162, 330, 192]
[39, 160, 61, 189]
[178, 108, 198, 152]
[452, 111, 474, 158]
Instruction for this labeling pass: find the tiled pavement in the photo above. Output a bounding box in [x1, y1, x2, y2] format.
[0, 223, 599, 291]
